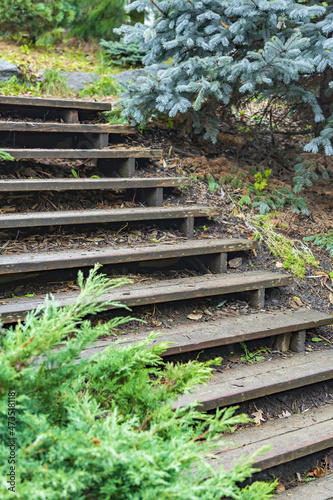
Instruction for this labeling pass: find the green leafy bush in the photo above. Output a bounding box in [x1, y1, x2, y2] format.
[100, 40, 146, 67]
[73, 0, 128, 41]
[304, 230, 333, 258]
[0, 0, 78, 45]
[0, 266, 276, 499]
[0, 150, 14, 161]
[293, 156, 330, 193]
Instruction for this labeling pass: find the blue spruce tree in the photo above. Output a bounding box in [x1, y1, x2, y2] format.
[115, 0, 333, 155]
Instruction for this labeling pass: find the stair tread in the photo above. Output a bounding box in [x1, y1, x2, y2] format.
[0, 121, 136, 133]
[210, 404, 333, 472]
[0, 177, 190, 192]
[0, 270, 292, 323]
[0, 237, 256, 274]
[0, 95, 111, 111]
[175, 349, 333, 410]
[1, 148, 161, 158]
[0, 205, 223, 229]
[78, 309, 333, 359]
[275, 472, 333, 499]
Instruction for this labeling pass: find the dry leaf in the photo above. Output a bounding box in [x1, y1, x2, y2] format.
[276, 262, 283, 268]
[229, 257, 242, 268]
[187, 314, 203, 321]
[329, 292, 333, 305]
[275, 483, 286, 494]
[307, 466, 326, 478]
[281, 410, 291, 418]
[252, 409, 265, 425]
[293, 297, 304, 307]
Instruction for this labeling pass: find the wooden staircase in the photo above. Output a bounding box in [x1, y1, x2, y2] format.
[0, 95, 332, 497]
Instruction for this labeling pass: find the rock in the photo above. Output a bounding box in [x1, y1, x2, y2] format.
[59, 71, 100, 92]
[228, 257, 243, 269]
[114, 68, 148, 85]
[0, 59, 22, 81]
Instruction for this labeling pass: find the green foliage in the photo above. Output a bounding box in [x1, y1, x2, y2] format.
[240, 343, 270, 364]
[254, 169, 272, 191]
[304, 230, 333, 257]
[103, 107, 129, 125]
[79, 75, 121, 97]
[100, 40, 146, 67]
[73, 0, 128, 41]
[0, 265, 276, 498]
[293, 156, 330, 193]
[207, 174, 220, 193]
[40, 69, 71, 97]
[250, 214, 317, 278]
[117, 0, 333, 156]
[0, 150, 14, 161]
[0, 0, 78, 45]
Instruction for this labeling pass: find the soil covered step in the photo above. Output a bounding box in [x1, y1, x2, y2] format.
[0, 206, 221, 237]
[1, 148, 161, 159]
[80, 309, 333, 359]
[275, 473, 333, 499]
[0, 238, 255, 275]
[0, 121, 136, 134]
[0, 271, 292, 324]
[210, 405, 333, 473]
[175, 349, 333, 411]
[0, 95, 112, 111]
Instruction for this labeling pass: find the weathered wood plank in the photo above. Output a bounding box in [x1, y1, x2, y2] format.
[0, 271, 292, 323]
[0, 206, 222, 229]
[275, 473, 333, 500]
[175, 349, 333, 411]
[0, 238, 256, 275]
[211, 405, 333, 472]
[0, 122, 136, 134]
[0, 177, 190, 192]
[0, 95, 111, 111]
[1, 148, 161, 159]
[77, 309, 332, 359]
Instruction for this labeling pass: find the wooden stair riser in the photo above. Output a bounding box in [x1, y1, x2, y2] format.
[0, 239, 255, 276]
[175, 350, 333, 411]
[0, 272, 292, 324]
[0, 206, 222, 238]
[82, 310, 332, 359]
[0, 149, 162, 159]
[0, 95, 112, 111]
[211, 406, 333, 473]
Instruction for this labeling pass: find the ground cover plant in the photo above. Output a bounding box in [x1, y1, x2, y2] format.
[0, 266, 276, 499]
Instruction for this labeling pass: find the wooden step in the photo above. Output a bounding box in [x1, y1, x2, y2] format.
[0, 121, 136, 134]
[275, 473, 333, 500]
[78, 309, 333, 360]
[0, 238, 255, 275]
[1, 148, 161, 159]
[0, 177, 189, 207]
[0, 206, 221, 237]
[0, 270, 292, 324]
[0, 95, 111, 111]
[175, 349, 333, 411]
[210, 405, 333, 472]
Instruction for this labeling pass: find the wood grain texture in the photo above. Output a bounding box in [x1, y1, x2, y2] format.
[175, 349, 333, 410]
[2, 148, 161, 159]
[0, 95, 111, 111]
[0, 238, 256, 274]
[0, 271, 292, 323]
[0, 177, 190, 192]
[210, 405, 333, 472]
[0, 122, 136, 134]
[0, 205, 222, 229]
[78, 309, 332, 358]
